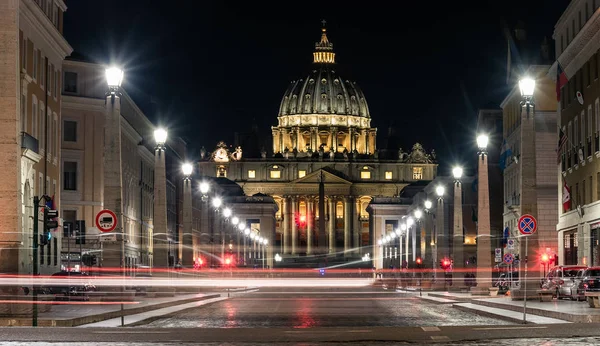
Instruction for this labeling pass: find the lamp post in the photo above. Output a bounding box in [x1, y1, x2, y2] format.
[452, 166, 464, 283]
[198, 181, 210, 267]
[103, 66, 126, 326]
[515, 76, 539, 312]
[414, 209, 422, 277]
[435, 185, 445, 283]
[405, 217, 413, 269]
[472, 133, 492, 294]
[181, 163, 193, 267]
[153, 127, 169, 271]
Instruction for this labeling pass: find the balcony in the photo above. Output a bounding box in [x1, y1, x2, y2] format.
[506, 194, 520, 209]
[21, 132, 38, 153]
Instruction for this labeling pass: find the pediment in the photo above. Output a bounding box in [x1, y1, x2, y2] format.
[292, 169, 351, 185]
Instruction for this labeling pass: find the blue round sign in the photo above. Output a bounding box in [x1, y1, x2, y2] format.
[518, 214, 537, 235]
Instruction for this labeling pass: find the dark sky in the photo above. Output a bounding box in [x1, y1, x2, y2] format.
[64, 1, 568, 174]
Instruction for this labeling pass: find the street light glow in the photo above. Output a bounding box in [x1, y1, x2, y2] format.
[406, 217, 414, 227]
[238, 223, 246, 231]
[390, 232, 396, 239]
[519, 77, 535, 98]
[377, 239, 382, 246]
[212, 197, 222, 208]
[231, 216, 239, 225]
[181, 162, 193, 177]
[105, 67, 123, 88]
[424, 200, 432, 210]
[244, 228, 250, 235]
[263, 239, 268, 245]
[414, 209, 422, 219]
[395, 228, 401, 235]
[436, 185, 445, 197]
[223, 208, 232, 218]
[452, 166, 463, 179]
[154, 128, 168, 146]
[199, 181, 210, 194]
[476, 134, 489, 151]
[400, 224, 407, 231]
[250, 233, 256, 240]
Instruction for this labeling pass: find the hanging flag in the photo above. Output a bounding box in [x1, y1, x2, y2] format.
[556, 61, 568, 101]
[556, 127, 567, 163]
[45, 195, 55, 210]
[562, 180, 571, 212]
[499, 139, 513, 170]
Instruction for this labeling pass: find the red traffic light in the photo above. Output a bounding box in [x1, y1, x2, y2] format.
[541, 253, 549, 263]
[300, 215, 306, 223]
[416, 257, 422, 265]
[225, 258, 231, 265]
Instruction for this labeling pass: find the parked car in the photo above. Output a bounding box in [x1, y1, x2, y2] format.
[576, 267, 600, 301]
[542, 265, 588, 299]
[43, 271, 96, 296]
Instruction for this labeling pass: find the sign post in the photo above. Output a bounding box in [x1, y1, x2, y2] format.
[518, 214, 537, 324]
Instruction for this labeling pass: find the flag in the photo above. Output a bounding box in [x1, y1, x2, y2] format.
[502, 227, 509, 247]
[556, 127, 567, 164]
[562, 180, 571, 212]
[45, 195, 55, 210]
[556, 61, 568, 101]
[499, 139, 513, 170]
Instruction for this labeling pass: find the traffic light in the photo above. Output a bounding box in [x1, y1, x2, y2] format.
[75, 220, 86, 244]
[91, 255, 97, 266]
[42, 208, 58, 245]
[541, 253, 549, 264]
[440, 258, 451, 269]
[416, 257, 422, 266]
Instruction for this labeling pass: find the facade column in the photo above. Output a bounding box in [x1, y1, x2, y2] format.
[310, 126, 318, 152]
[153, 142, 169, 269]
[283, 197, 290, 254]
[307, 197, 314, 255]
[182, 176, 193, 267]
[272, 129, 279, 153]
[103, 92, 125, 271]
[331, 126, 338, 152]
[365, 129, 370, 154]
[349, 128, 355, 152]
[344, 196, 352, 254]
[436, 197, 445, 281]
[474, 149, 492, 291]
[280, 128, 287, 152]
[291, 196, 298, 255]
[354, 198, 361, 254]
[453, 179, 464, 278]
[328, 197, 336, 253]
[295, 126, 301, 150]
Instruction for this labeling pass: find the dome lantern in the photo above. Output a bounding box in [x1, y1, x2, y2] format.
[313, 20, 335, 64]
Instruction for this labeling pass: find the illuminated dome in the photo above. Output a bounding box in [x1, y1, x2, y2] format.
[272, 23, 377, 156]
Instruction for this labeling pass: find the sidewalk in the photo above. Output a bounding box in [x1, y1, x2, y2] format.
[0, 292, 221, 327]
[421, 290, 600, 323]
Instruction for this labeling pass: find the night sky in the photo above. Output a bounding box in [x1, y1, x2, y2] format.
[63, 1, 569, 174]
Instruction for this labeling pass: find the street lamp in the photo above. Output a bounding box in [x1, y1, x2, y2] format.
[452, 166, 463, 180]
[424, 200, 432, 210]
[212, 197, 222, 209]
[477, 134, 489, 153]
[181, 162, 194, 268]
[436, 185, 445, 198]
[519, 76, 536, 117]
[452, 165, 464, 280]
[154, 128, 168, 148]
[238, 223, 246, 232]
[199, 181, 210, 195]
[414, 209, 423, 220]
[231, 216, 239, 225]
[223, 208, 232, 218]
[406, 217, 414, 227]
[181, 163, 193, 177]
[105, 67, 123, 95]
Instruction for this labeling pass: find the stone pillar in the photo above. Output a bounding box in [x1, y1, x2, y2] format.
[310, 126, 318, 152]
[182, 177, 193, 267]
[349, 128, 355, 152]
[354, 198, 361, 254]
[473, 150, 492, 292]
[365, 130, 370, 154]
[331, 126, 338, 152]
[153, 143, 169, 269]
[436, 198, 445, 281]
[291, 196, 298, 255]
[103, 93, 125, 271]
[280, 128, 287, 152]
[272, 129, 279, 153]
[295, 126, 301, 150]
[307, 197, 313, 255]
[328, 197, 336, 253]
[453, 179, 464, 279]
[344, 196, 352, 254]
[283, 197, 290, 254]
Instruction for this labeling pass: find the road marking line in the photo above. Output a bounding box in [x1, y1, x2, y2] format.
[93, 331, 169, 334]
[284, 330, 370, 334]
[421, 327, 440, 332]
[473, 326, 548, 330]
[430, 336, 450, 340]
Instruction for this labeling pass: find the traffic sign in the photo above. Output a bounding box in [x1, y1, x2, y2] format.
[507, 238, 515, 250]
[518, 214, 537, 235]
[503, 253, 514, 264]
[95, 209, 117, 233]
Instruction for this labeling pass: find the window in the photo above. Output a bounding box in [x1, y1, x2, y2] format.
[595, 54, 599, 80]
[385, 171, 392, 180]
[360, 171, 371, 179]
[270, 170, 281, 179]
[589, 105, 593, 138]
[413, 167, 423, 180]
[575, 116, 579, 145]
[64, 71, 77, 93]
[53, 69, 58, 98]
[248, 170, 256, 179]
[298, 170, 306, 178]
[47, 111, 52, 157]
[40, 55, 45, 88]
[32, 98, 38, 139]
[22, 37, 27, 72]
[63, 161, 77, 191]
[63, 120, 76, 142]
[39, 103, 44, 152]
[336, 201, 343, 218]
[33, 49, 38, 81]
[53, 115, 58, 157]
[20, 95, 26, 132]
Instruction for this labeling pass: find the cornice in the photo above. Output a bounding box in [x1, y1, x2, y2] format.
[557, 9, 600, 77]
[277, 114, 371, 129]
[62, 96, 105, 112]
[21, 0, 73, 60]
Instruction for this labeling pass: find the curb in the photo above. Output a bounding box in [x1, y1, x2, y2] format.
[0, 293, 221, 327]
[471, 298, 600, 323]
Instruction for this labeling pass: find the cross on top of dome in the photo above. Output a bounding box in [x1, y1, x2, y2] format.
[314, 21, 335, 64]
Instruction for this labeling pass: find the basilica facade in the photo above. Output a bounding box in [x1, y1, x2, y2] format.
[197, 26, 437, 267]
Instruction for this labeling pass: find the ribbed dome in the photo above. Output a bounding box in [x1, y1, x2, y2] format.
[278, 66, 370, 118]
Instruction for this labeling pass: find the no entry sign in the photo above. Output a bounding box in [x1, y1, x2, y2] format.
[518, 214, 537, 235]
[96, 209, 118, 233]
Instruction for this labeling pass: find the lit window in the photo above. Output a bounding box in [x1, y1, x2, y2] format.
[385, 171, 392, 180]
[248, 170, 256, 178]
[336, 201, 343, 218]
[298, 170, 306, 178]
[413, 167, 423, 180]
[360, 171, 371, 179]
[217, 165, 227, 178]
[270, 170, 281, 179]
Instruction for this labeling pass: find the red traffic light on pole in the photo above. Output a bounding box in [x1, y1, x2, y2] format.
[416, 257, 422, 265]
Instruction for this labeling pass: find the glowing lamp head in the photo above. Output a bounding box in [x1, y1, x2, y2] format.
[400, 224, 407, 231]
[199, 181, 210, 195]
[225, 258, 231, 265]
[181, 162, 193, 177]
[105, 67, 123, 88]
[436, 185, 445, 197]
[476, 134, 489, 151]
[244, 228, 250, 235]
[414, 209, 422, 219]
[232, 216, 239, 225]
[395, 228, 401, 235]
[153, 128, 168, 146]
[299, 215, 306, 223]
[424, 200, 432, 210]
[250, 233, 256, 240]
[519, 77, 535, 98]
[377, 239, 383, 246]
[263, 239, 268, 245]
[385, 235, 391, 242]
[238, 223, 245, 231]
[452, 166, 463, 179]
[223, 208, 232, 218]
[212, 197, 222, 209]
[406, 217, 414, 227]
[541, 253, 549, 263]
